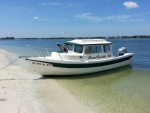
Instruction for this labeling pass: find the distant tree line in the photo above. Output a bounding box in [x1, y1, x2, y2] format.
[15, 35, 150, 39]
[0, 35, 150, 40]
[108, 35, 150, 39]
[0, 37, 15, 40]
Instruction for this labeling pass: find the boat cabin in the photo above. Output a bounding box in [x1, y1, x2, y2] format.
[51, 39, 113, 62]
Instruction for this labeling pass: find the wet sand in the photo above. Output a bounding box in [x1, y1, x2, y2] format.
[0, 50, 94, 113]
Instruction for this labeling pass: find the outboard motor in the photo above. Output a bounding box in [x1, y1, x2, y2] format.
[118, 47, 127, 56]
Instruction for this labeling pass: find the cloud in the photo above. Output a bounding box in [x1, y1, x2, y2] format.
[74, 13, 144, 22]
[33, 16, 67, 22]
[105, 13, 144, 22]
[40, 2, 63, 6]
[33, 16, 40, 20]
[74, 13, 102, 22]
[107, 14, 134, 20]
[39, 2, 74, 7]
[123, 1, 139, 9]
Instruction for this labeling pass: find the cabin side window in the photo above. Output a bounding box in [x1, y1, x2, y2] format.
[85, 45, 102, 54]
[74, 45, 83, 53]
[103, 45, 111, 53]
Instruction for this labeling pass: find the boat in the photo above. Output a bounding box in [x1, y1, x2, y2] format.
[26, 39, 134, 76]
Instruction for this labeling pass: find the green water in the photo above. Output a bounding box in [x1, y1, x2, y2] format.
[53, 66, 150, 113]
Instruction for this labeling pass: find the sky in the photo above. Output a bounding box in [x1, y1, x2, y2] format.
[0, 0, 150, 38]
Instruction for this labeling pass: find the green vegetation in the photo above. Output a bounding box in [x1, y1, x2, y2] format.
[0, 35, 150, 40]
[0, 37, 15, 40]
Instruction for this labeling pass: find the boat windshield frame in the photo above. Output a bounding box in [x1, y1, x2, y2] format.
[57, 43, 68, 52]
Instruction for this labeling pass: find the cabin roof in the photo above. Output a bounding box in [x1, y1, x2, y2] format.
[66, 39, 112, 45]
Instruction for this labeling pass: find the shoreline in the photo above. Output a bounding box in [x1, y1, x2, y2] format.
[1, 36, 150, 40]
[0, 50, 94, 113]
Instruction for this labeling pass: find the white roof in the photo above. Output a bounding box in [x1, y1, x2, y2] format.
[66, 39, 112, 45]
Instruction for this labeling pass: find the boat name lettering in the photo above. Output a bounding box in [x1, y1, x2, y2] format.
[88, 55, 106, 59]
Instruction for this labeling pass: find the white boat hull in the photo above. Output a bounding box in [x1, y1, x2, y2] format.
[26, 53, 133, 76]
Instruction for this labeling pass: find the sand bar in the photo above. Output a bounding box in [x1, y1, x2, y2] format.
[0, 50, 94, 113]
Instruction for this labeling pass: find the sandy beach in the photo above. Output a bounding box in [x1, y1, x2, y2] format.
[0, 50, 94, 113]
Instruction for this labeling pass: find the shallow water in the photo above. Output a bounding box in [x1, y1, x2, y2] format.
[53, 66, 150, 113]
[0, 38, 150, 113]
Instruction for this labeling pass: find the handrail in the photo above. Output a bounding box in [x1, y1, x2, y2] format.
[27, 45, 63, 61]
[57, 52, 63, 61]
[34, 46, 40, 57]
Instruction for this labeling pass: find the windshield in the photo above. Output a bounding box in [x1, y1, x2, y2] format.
[66, 44, 73, 51]
[57, 44, 68, 52]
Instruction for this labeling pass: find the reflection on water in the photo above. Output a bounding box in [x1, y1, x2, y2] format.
[42, 66, 150, 113]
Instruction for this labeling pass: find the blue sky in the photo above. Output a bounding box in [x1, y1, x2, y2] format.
[0, 0, 150, 38]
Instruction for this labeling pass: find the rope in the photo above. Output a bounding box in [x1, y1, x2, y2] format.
[0, 57, 20, 71]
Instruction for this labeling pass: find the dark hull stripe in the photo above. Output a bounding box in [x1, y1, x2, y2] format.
[26, 55, 133, 68]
